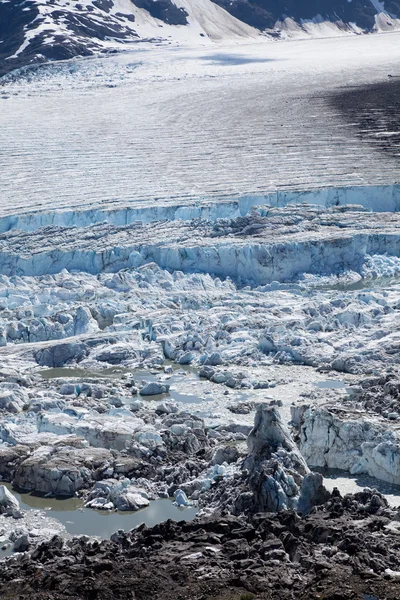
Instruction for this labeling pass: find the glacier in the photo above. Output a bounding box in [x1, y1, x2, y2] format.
[0, 32, 400, 551]
[0, 202, 400, 283]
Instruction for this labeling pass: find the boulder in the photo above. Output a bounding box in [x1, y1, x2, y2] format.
[139, 382, 170, 396]
[114, 491, 149, 511]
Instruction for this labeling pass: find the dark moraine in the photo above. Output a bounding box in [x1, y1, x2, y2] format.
[0, 491, 399, 599]
[331, 79, 400, 160]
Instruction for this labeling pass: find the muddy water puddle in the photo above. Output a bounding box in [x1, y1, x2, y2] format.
[314, 380, 347, 389]
[3, 484, 197, 539]
[39, 366, 203, 405]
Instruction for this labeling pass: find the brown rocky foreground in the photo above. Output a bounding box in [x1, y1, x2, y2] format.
[0, 489, 399, 600]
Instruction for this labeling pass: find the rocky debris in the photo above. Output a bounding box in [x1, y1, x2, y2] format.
[0, 446, 31, 481]
[211, 445, 239, 465]
[0, 504, 68, 556]
[95, 346, 137, 364]
[161, 412, 209, 456]
[0, 489, 399, 599]
[351, 373, 400, 420]
[228, 400, 255, 414]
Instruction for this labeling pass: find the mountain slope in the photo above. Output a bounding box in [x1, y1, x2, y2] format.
[1, 0, 400, 77]
[211, 0, 400, 36]
[0, 0, 258, 76]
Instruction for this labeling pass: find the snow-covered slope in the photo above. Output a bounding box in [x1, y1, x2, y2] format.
[1, 0, 400, 76]
[0, 0, 257, 76]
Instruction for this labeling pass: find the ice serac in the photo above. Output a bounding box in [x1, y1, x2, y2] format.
[241, 406, 309, 512]
[0, 485, 19, 513]
[2, 203, 400, 286]
[297, 406, 400, 486]
[202, 404, 330, 516]
[38, 411, 147, 451]
[247, 404, 309, 475]
[0, 184, 398, 235]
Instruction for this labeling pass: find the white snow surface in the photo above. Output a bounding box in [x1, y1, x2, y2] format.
[1, 33, 400, 218]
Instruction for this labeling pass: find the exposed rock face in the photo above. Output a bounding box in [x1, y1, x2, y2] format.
[211, 0, 391, 33]
[131, 0, 188, 24]
[0, 0, 139, 77]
